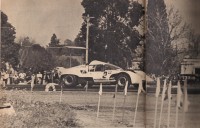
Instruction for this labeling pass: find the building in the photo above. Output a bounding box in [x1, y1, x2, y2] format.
[181, 58, 200, 80]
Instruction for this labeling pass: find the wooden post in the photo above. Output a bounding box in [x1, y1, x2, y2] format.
[154, 78, 161, 128]
[175, 81, 182, 128]
[84, 81, 88, 109]
[167, 81, 172, 128]
[96, 94, 101, 118]
[158, 79, 167, 128]
[97, 83, 102, 118]
[122, 94, 127, 121]
[154, 97, 159, 128]
[133, 93, 140, 126]
[59, 84, 63, 104]
[182, 79, 188, 128]
[122, 81, 128, 121]
[112, 84, 118, 122]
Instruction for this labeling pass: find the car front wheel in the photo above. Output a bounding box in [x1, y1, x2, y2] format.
[62, 75, 78, 87]
[117, 74, 130, 88]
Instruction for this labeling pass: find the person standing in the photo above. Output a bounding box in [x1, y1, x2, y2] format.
[19, 71, 26, 83]
[31, 74, 35, 92]
[37, 72, 42, 84]
[0, 75, 4, 90]
[3, 71, 9, 86]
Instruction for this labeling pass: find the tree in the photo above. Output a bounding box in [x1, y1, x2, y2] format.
[53, 55, 80, 68]
[19, 44, 54, 73]
[186, 29, 200, 57]
[49, 33, 60, 47]
[17, 36, 35, 47]
[146, 0, 175, 75]
[1, 11, 20, 68]
[75, 0, 144, 68]
[64, 39, 74, 46]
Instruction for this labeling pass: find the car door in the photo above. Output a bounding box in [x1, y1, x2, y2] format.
[88, 64, 106, 82]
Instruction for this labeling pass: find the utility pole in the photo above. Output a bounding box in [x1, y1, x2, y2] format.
[85, 14, 94, 64]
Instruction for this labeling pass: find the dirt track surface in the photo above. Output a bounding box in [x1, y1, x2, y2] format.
[0, 90, 145, 128]
[0, 90, 200, 128]
[146, 94, 200, 128]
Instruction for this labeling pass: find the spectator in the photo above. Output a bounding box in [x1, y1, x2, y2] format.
[5, 62, 9, 71]
[42, 71, 47, 85]
[31, 74, 35, 92]
[7, 64, 14, 84]
[19, 71, 26, 83]
[0, 75, 4, 90]
[53, 69, 59, 83]
[37, 72, 42, 84]
[2, 71, 9, 86]
[12, 73, 19, 84]
[44, 71, 51, 83]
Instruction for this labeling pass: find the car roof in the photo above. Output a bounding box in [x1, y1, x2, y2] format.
[89, 60, 107, 65]
[89, 60, 122, 69]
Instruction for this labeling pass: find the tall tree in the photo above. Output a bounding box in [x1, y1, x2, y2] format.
[75, 0, 144, 68]
[146, 0, 174, 75]
[49, 33, 60, 47]
[1, 11, 20, 68]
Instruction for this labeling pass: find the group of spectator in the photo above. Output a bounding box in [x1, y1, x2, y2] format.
[0, 62, 60, 86]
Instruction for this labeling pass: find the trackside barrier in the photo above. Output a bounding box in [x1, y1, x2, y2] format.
[153, 78, 189, 128]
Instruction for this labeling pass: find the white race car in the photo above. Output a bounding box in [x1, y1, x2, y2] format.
[57, 60, 153, 88]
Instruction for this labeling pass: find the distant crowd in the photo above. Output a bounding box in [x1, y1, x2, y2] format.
[0, 62, 60, 87]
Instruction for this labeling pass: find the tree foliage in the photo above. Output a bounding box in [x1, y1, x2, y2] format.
[17, 36, 35, 47]
[19, 44, 53, 73]
[1, 11, 20, 67]
[186, 29, 200, 57]
[64, 39, 74, 46]
[53, 55, 80, 68]
[75, 0, 144, 68]
[146, 0, 176, 75]
[49, 33, 60, 47]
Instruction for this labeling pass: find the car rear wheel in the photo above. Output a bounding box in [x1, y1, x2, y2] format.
[62, 75, 78, 87]
[117, 74, 130, 88]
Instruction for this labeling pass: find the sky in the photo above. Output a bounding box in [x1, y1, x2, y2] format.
[166, 0, 200, 33]
[1, 0, 199, 47]
[1, 0, 84, 46]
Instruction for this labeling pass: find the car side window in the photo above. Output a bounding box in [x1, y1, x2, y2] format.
[95, 65, 104, 72]
[105, 65, 112, 70]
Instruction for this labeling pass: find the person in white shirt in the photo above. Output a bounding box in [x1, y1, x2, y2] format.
[37, 72, 42, 84]
[31, 74, 35, 92]
[3, 71, 9, 86]
[19, 72, 26, 83]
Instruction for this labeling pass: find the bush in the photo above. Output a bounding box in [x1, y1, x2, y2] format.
[0, 99, 79, 128]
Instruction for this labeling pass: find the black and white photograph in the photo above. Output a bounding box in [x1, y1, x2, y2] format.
[0, 0, 200, 127]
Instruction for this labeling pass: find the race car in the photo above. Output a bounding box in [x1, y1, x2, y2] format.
[56, 60, 153, 88]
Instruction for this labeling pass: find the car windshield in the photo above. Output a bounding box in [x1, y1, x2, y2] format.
[104, 64, 121, 70]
